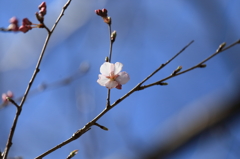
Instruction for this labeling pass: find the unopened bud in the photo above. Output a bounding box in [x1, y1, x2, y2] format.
[105, 57, 109, 62]
[171, 66, 182, 75]
[111, 30, 117, 42]
[35, 12, 44, 23]
[67, 150, 78, 159]
[216, 42, 226, 52]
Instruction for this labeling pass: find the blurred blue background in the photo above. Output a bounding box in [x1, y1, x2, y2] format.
[1, 0, 240, 159]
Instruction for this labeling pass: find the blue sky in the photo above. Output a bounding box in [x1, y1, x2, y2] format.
[1, 0, 240, 159]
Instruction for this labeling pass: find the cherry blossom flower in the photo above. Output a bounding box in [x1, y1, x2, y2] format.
[97, 62, 130, 89]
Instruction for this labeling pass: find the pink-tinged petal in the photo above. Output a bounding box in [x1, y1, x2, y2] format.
[100, 62, 112, 76]
[97, 74, 109, 86]
[22, 18, 32, 25]
[2, 93, 7, 102]
[114, 62, 123, 75]
[9, 17, 18, 25]
[39, 7, 47, 16]
[105, 80, 118, 89]
[115, 84, 122, 89]
[116, 71, 130, 85]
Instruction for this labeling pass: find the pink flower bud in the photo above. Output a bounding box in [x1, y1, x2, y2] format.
[39, 2, 47, 10]
[8, 17, 19, 32]
[95, 8, 108, 17]
[19, 25, 32, 33]
[22, 18, 32, 25]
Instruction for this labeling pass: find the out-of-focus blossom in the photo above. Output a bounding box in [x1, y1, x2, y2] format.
[2, 91, 14, 103]
[7, 17, 19, 32]
[36, 2, 47, 22]
[38, 2, 47, 16]
[97, 62, 130, 89]
[95, 8, 111, 24]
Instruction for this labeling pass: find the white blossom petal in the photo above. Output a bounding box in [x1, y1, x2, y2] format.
[100, 62, 112, 76]
[105, 80, 118, 89]
[97, 74, 109, 86]
[114, 62, 123, 75]
[116, 71, 130, 85]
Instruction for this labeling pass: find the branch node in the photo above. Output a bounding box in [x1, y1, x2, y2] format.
[6, 97, 20, 109]
[198, 64, 207, 68]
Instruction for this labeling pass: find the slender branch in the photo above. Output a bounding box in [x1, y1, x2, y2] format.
[108, 24, 113, 62]
[2, 1, 72, 158]
[140, 39, 240, 89]
[106, 24, 113, 108]
[35, 40, 194, 158]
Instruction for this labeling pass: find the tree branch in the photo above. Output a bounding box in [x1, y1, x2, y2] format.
[1, 0, 72, 158]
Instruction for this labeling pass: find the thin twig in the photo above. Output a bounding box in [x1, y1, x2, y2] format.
[106, 24, 113, 108]
[2, 0, 72, 158]
[140, 39, 240, 89]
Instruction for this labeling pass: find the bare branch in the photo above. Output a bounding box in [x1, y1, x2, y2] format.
[140, 40, 240, 90]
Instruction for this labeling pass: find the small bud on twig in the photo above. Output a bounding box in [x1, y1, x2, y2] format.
[105, 57, 109, 62]
[216, 42, 226, 52]
[111, 30, 117, 42]
[171, 66, 182, 76]
[66, 150, 78, 159]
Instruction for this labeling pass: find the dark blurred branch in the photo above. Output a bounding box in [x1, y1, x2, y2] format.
[1, 0, 72, 158]
[139, 89, 240, 159]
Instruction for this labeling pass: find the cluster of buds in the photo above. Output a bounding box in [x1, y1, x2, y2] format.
[7, 17, 43, 33]
[95, 8, 111, 24]
[36, 2, 47, 23]
[2, 91, 14, 103]
[4, 2, 47, 33]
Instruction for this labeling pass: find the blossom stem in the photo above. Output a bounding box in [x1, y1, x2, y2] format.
[108, 24, 113, 62]
[106, 23, 113, 108]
